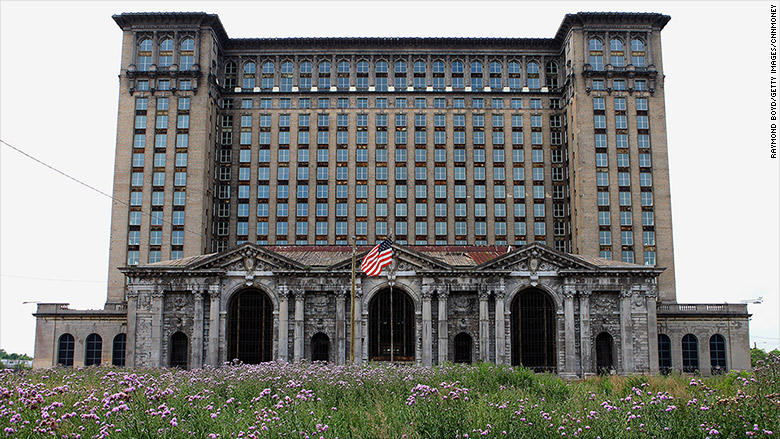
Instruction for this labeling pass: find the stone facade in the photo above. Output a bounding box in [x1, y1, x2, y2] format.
[34, 243, 751, 376]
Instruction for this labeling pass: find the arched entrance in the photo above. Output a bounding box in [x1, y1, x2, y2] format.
[453, 332, 473, 364]
[368, 288, 415, 362]
[170, 332, 188, 369]
[510, 289, 556, 372]
[227, 289, 273, 364]
[311, 332, 330, 362]
[595, 332, 614, 374]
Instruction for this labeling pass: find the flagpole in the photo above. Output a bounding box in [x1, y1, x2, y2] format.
[350, 235, 357, 365]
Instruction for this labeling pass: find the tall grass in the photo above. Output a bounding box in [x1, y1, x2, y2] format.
[1, 356, 778, 438]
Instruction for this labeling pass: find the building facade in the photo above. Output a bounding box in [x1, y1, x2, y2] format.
[33, 12, 750, 375]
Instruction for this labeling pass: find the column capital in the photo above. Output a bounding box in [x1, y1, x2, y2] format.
[478, 289, 491, 301]
[578, 288, 592, 298]
[335, 287, 347, 299]
[293, 288, 306, 300]
[151, 287, 165, 298]
[619, 289, 633, 299]
[208, 285, 221, 298]
[421, 285, 433, 300]
[436, 285, 449, 301]
[644, 287, 658, 299]
[562, 285, 576, 299]
[126, 290, 139, 300]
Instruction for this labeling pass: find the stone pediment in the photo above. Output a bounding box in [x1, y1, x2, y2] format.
[187, 243, 305, 272]
[325, 244, 453, 273]
[475, 242, 596, 273]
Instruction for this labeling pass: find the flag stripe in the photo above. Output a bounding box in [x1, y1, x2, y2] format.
[361, 238, 393, 276]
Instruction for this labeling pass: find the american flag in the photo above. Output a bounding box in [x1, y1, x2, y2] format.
[360, 238, 393, 276]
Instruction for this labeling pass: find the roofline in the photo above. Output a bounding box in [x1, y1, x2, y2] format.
[112, 12, 229, 43]
[554, 11, 671, 43]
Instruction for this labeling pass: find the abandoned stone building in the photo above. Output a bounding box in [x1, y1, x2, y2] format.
[33, 11, 751, 376]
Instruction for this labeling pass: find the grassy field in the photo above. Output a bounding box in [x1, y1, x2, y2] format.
[1, 355, 778, 439]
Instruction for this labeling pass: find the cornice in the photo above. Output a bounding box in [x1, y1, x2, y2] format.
[554, 12, 671, 43]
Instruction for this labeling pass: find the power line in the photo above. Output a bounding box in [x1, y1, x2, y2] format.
[1, 139, 206, 240]
[1, 274, 105, 284]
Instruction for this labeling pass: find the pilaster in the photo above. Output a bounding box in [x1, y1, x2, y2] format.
[437, 286, 449, 364]
[150, 287, 164, 367]
[478, 287, 490, 362]
[421, 285, 433, 367]
[278, 285, 289, 362]
[191, 287, 204, 368]
[293, 288, 305, 361]
[335, 288, 347, 365]
[645, 287, 659, 374]
[494, 284, 506, 365]
[207, 285, 220, 366]
[563, 286, 577, 378]
[126, 290, 138, 368]
[620, 289, 635, 373]
[579, 288, 593, 376]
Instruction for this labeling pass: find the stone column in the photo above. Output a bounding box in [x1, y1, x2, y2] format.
[335, 288, 346, 365]
[620, 289, 635, 374]
[191, 288, 204, 368]
[219, 310, 228, 363]
[479, 288, 490, 362]
[207, 286, 220, 366]
[437, 287, 449, 364]
[563, 286, 577, 378]
[278, 285, 289, 362]
[579, 289, 593, 376]
[494, 286, 506, 365]
[150, 288, 164, 368]
[421, 285, 433, 367]
[646, 287, 659, 375]
[354, 285, 363, 364]
[293, 288, 305, 362]
[125, 291, 138, 368]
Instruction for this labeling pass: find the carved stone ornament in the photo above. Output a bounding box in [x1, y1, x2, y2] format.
[421, 285, 433, 300]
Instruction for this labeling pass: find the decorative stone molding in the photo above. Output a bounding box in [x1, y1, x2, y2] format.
[421, 285, 433, 300]
[436, 285, 449, 301]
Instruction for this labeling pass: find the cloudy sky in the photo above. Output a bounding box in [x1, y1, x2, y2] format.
[1, 1, 778, 357]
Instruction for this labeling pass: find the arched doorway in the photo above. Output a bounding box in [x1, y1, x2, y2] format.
[709, 334, 727, 374]
[311, 333, 330, 362]
[595, 332, 614, 374]
[453, 332, 473, 364]
[658, 334, 672, 375]
[227, 289, 273, 364]
[682, 334, 699, 373]
[510, 289, 556, 372]
[170, 332, 188, 369]
[57, 333, 74, 367]
[368, 288, 415, 362]
[85, 333, 103, 366]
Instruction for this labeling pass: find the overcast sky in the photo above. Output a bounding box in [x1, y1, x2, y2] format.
[1, 1, 778, 357]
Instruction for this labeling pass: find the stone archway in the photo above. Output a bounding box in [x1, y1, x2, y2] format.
[510, 288, 557, 371]
[368, 288, 415, 362]
[227, 288, 273, 364]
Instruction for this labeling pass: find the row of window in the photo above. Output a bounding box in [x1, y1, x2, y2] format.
[658, 333, 728, 374]
[56, 333, 126, 367]
[137, 37, 195, 71]
[221, 96, 560, 110]
[223, 59, 560, 91]
[588, 37, 647, 70]
[229, 113, 560, 129]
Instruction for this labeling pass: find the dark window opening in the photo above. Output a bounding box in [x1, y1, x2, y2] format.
[710, 334, 727, 374]
[170, 331, 188, 369]
[454, 332, 473, 364]
[658, 334, 672, 375]
[311, 332, 329, 362]
[85, 333, 102, 366]
[57, 333, 75, 367]
[682, 334, 699, 373]
[595, 332, 614, 374]
[112, 334, 126, 367]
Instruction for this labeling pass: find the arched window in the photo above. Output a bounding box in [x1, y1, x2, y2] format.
[453, 332, 473, 364]
[470, 61, 483, 89]
[369, 288, 415, 362]
[170, 332, 188, 369]
[489, 61, 502, 74]
[595, 332, 614, 374]
[508, 61, 522, 90]
[262, 61, 275, 74]
[228, 289, 273, 363]
[337, 60, 350, 74]
[299, 61, 312, 89]
[311, 333, 330, 362]
[319, 61, 331, 74]
[138, 38, 153, 71]
[682, 334, 699, 373]
[511, 289, 556, 371]
[413, 60, 426, 74]
[658, 334, 672, 374]
[395, 60, 407, 74]
[508, 61, 521, 74]
[280, 61, 294, 91]
[527, 62, 540, 89]
[85, 333, 102, 366]
[376, 61, 388, 74]
[159, 38, 173, 68]
[112, 334, 126, 367]
[710, 334, 727, 373]
[57, 333, 75, 367]
[300, 61, 312, 74]
[451, 61, 464, 74]
[470, 61, 482, 74]
[224, 61, 237, 88]
[432, 60, 445, 74]
[610, 38, 625, 67]
[356, 60, 369, 73]
[546, 62, 559, 89]
[179, 38, 194, 71]
[243, 62, 256, 89]
[589, 38, 604, 71]
[631, 39, 646, 67]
